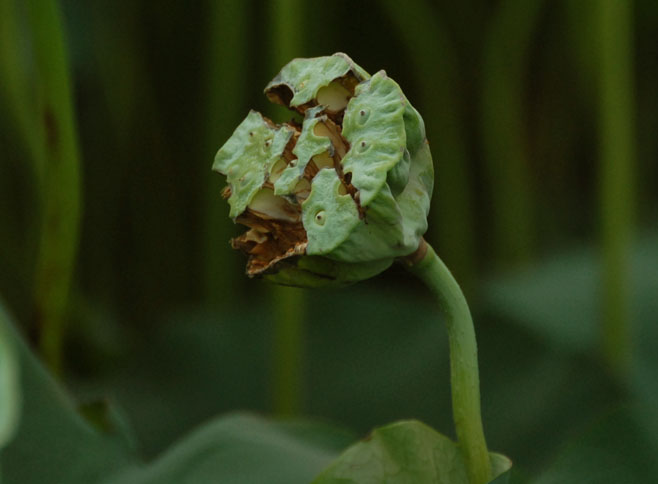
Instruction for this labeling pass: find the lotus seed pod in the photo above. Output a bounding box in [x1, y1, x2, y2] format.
[213, 53, 433, 287]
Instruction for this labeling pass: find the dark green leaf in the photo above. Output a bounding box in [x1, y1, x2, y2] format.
[489, 469, 512, 484]
[104, 413, 352, 484]
[481, 234, 658, 405]
[482, 234, 658, 357]
[0, 303, 136, 484]
[1, 302, 357, 484]
[312, 420, 511, 484]
[532, 405, 658, 484]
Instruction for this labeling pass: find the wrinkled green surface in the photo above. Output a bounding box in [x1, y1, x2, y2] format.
[274, 109, 331, 196]
[215, 54, 434, 283]
[303, 169, 360, 255]
[300, 67, 433, 265]
[265, 53, 369, 109]
[327, 140, 433, 264]
[341, 71, 408, 207]
[213, 110, 294, 218]
[312, 420, 511, 484]
[328, 69, 432, 263]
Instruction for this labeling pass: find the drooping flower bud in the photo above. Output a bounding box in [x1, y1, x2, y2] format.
[213, 53, 433, 287]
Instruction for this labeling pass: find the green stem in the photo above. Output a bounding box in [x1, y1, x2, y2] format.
[404, 240, 491, 484]
[269, 0, 305, 416]
[23, 0, 82, 373]
[598, 0, 635, 381]
[271, 286, 304, 416]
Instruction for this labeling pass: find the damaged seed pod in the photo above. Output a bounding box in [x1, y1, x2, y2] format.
[213, 53, 434, 287]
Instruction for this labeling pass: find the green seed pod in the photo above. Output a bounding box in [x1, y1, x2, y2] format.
[213, 53, 433, 287]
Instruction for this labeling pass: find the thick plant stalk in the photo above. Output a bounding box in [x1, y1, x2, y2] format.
[23, 0, 82, 372]
[598, 0, 635, 381]
[271, 286, 304, 416]
[269, 0, 306, 416]
[404, 240, 491, 484]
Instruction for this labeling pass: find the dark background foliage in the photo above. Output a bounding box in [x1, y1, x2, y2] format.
[1, 0, 656, 482]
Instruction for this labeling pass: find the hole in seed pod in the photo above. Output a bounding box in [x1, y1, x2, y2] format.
[265, 139, 272, 148]
[317, 81, 351, 112]
[356, 140, 369, 153]
[311, 152, 334, 173]
[314, 210, 326, 226]
[358, 109, 370, 124]
[266, 85, 294, 107]
[268, 158, 287, 184]
[294, 178, 311, 202]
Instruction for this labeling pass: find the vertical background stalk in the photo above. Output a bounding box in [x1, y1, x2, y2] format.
[22, 0, 82, 373]
[0, 0, 46, 188]
[482, 0, 543, 267]
[203, 1, 248, 304]
[598, 0, 636, 381]
[269, 0, 305, 416]
[0, 0, 46, 322]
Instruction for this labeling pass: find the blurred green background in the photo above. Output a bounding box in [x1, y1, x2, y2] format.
[1, 0, 657, 481]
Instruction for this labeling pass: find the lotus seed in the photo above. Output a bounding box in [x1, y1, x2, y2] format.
[357, 109, 370, 125]
[315, 210, 326, 225]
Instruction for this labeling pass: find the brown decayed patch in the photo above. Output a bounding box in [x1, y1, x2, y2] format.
[232, 209, 308, 276]
[281, 123, 300, 161]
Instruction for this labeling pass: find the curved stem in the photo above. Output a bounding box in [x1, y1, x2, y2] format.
[403, 240, 491, 484]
